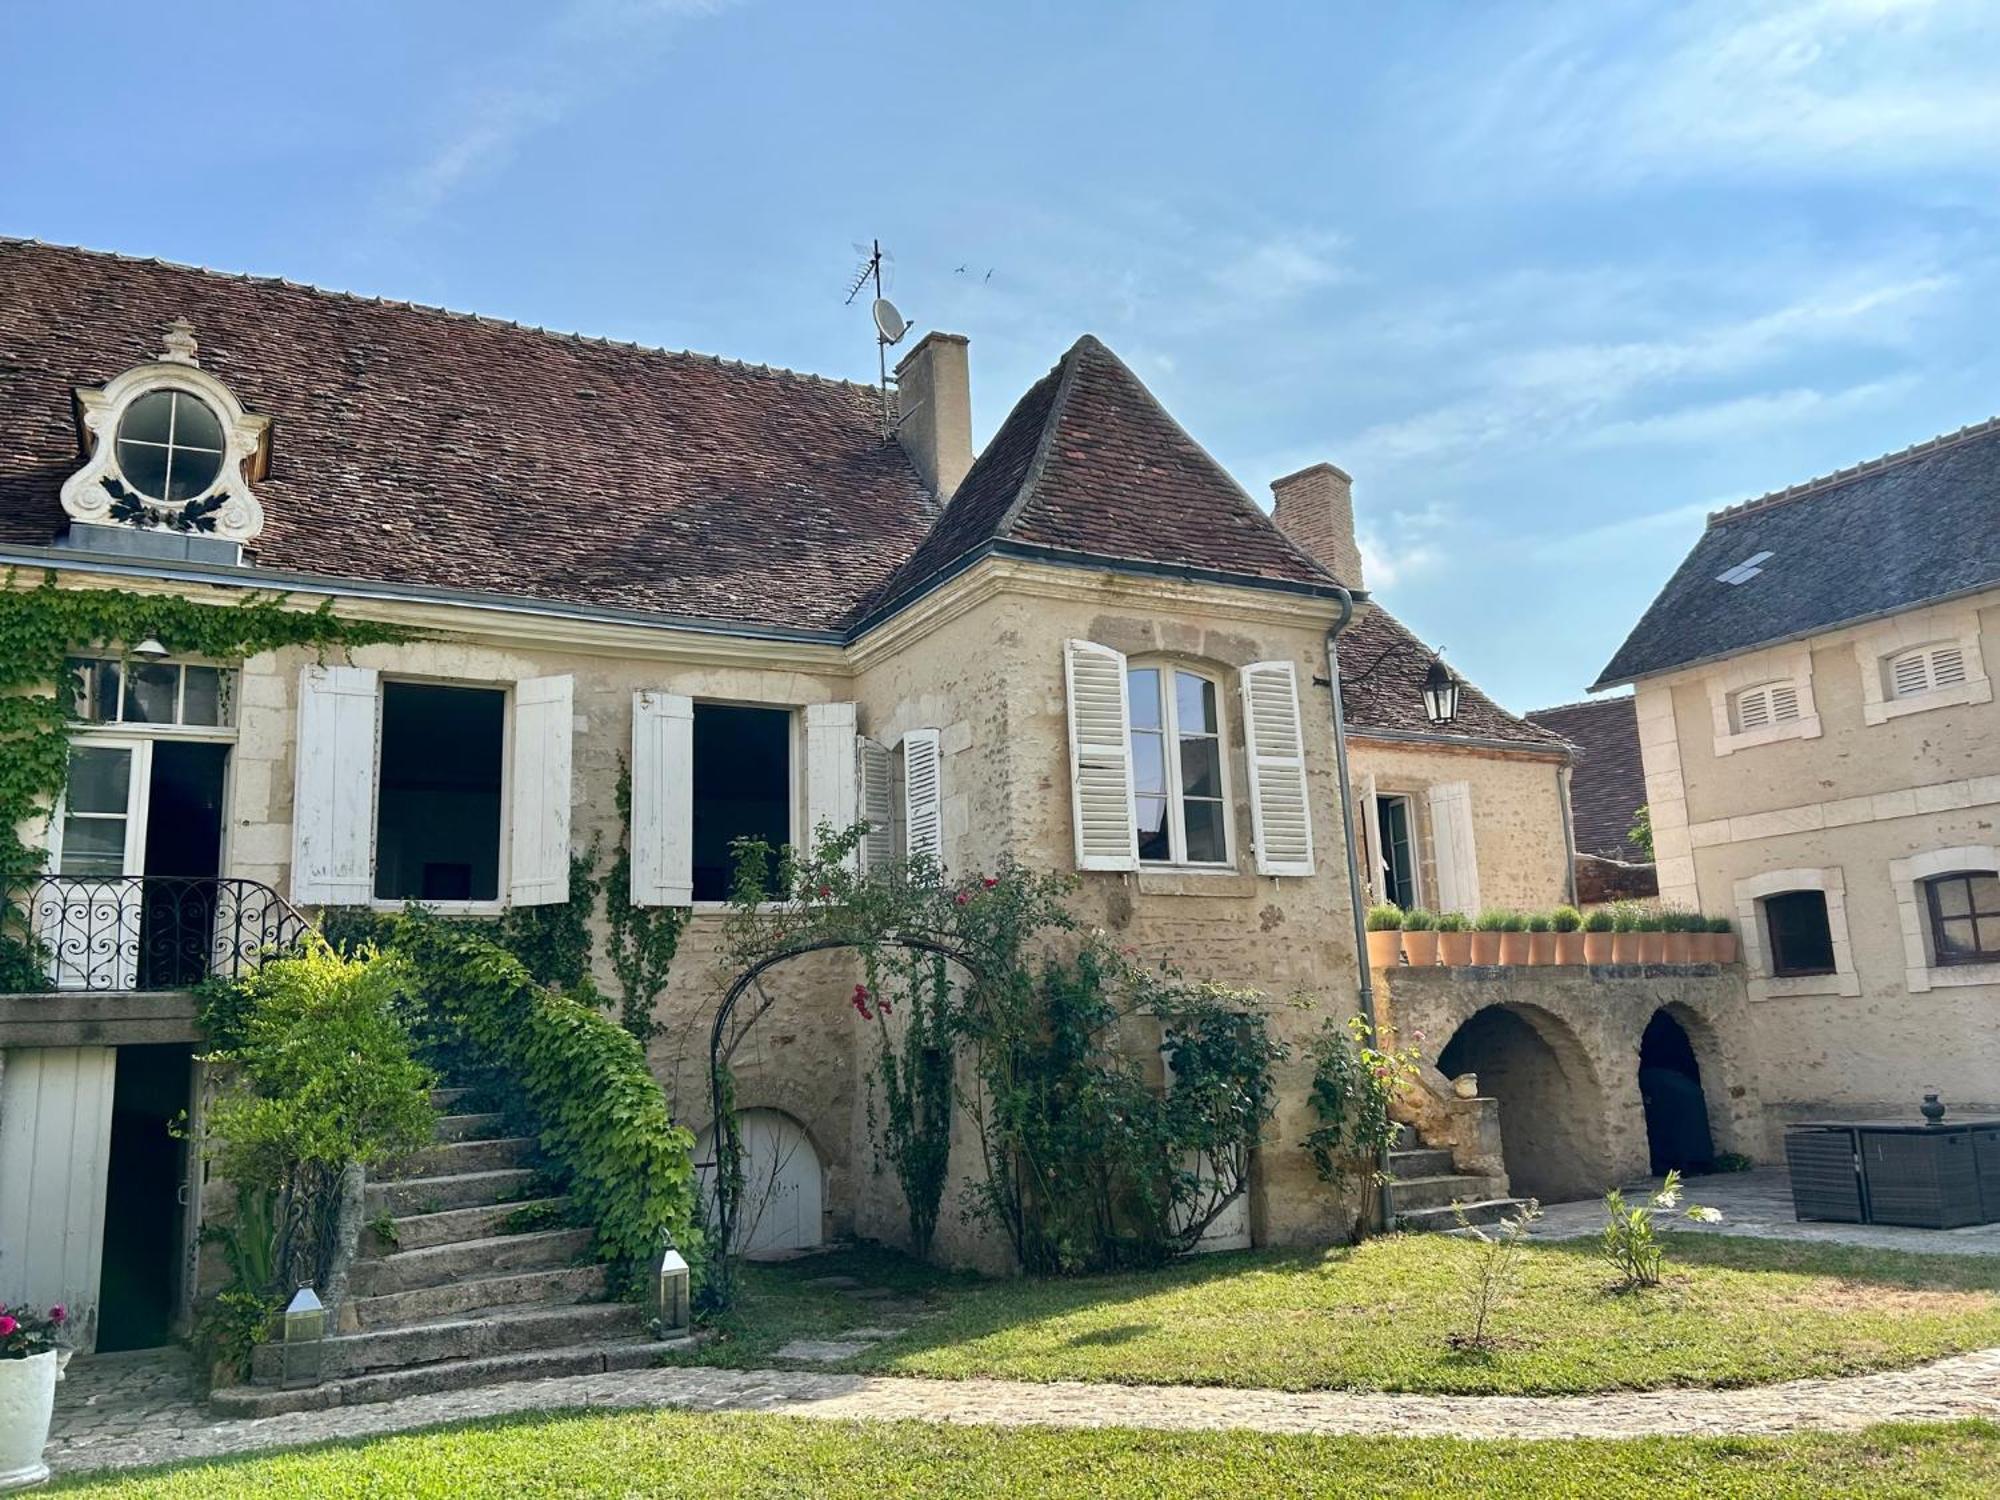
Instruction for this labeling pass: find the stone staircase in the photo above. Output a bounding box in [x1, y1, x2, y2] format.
[210, 1088, 686, 1416]
[1384, 1122, 1526, 1232]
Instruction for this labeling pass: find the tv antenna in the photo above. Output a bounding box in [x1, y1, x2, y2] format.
[846, 239, 910, 435]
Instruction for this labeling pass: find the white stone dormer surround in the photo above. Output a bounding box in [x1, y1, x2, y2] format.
[1890, 844, 2000, 994]
[1733, 866, 1861, 1000]
[1851, 602, 1992, 726]
[1705, 645, 1820, 757]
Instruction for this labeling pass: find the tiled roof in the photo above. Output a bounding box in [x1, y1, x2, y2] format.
[1525, 696, 1650, 860]
[1339, 604, 1567, 750]
[1596, 417, 2000, 686]
[0, 239, 935, 633]
[869, 335, 1335, 610]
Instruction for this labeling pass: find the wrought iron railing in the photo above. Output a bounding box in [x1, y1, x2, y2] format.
[0, 875, 312, 993]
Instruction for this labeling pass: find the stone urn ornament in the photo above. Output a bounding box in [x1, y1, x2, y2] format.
[1453, 1072, 1479, 1100]
[1921, 1092, 1947, 1126]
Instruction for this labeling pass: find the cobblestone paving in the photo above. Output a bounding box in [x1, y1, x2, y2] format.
[44, 1344, 2000, 1478]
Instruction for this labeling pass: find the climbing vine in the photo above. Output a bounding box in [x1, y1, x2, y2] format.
[604, 761, 685, 1042]
[1301, 1015, 1422, 1192]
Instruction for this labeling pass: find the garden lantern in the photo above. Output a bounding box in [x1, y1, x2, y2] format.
[281, 1285, 326, 1388]
[652, 1242, 691, 1333]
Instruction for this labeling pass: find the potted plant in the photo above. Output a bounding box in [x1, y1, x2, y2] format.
[0, 1301, 69, 1491]
[1551, 905, 1585, 964]
[1582, 906, 1616, 964]
[1708, 914, 1738, 964]
[1470, 909, 1508, 965]
[1497, 911, 1530, 966]
[1365, 904, 1404, 969]
[1400, 908, 1439, 967]
[1435, 909, 1472, 966]
[1660, 908, 1699, 963]
[1635, 908, 1668, 964]
[1610, 902, 1644, 964]
[1525, 911, 1556, 965]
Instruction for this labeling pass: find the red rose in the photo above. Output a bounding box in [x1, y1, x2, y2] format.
[0, 1315, 17, 1337]
[981, 876, 998, 889]
[817, 884, 833, 900]
[954, 891, 971, 906]
[48, 1305, 65, 1325]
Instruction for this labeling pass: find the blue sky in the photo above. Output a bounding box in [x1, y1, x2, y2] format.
[5, 1, 1997, 709]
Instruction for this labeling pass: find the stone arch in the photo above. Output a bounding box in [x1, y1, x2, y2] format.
[1437, 1002, 1611, 1201]
[1638, 1008, 1716, 1175]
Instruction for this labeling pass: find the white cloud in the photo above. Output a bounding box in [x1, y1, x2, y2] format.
[1572, 375, 1914, 449]
[1210, 231, 1351, 303]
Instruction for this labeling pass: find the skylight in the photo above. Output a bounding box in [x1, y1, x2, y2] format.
[1715, 551, 1774, 586]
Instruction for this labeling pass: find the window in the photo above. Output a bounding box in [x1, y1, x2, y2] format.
[113, 388, 226, 503]
[1887, 643, 1969, 701]
[56, 744, 136, 877]
[374, 682, 504, 902]
[1924, 872, 2000, 966]
[67, 658, 233, 728]
[1376, 795, 1419, 909]
[1128, 666, 1227, 865]
[1729, 681, 1801, 734]
[1764, 890, 1835, 976]
[692, 703, 792, 901]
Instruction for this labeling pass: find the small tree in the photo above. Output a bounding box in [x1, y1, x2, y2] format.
[1449, 1197, 1542, 1351]
[1600, 1169, 1721, 1289]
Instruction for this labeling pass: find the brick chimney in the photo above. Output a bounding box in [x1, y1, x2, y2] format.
[894, 332, 974, 502]
[1270, 462, 1363, 591]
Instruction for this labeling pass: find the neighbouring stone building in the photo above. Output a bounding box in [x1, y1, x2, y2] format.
[1597, 417, 2000, 1151]
[1526, 695, 1659, 906]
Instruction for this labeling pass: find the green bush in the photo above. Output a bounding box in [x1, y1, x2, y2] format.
[1473, 909, 1510, 932]
[1634, 908, 1665, 932]
[1583, 907, 1616, 933]
[1498, 911, 1527, 933]
[1400, 908, 1438, 932]
[1707, 914, 1734, 934]
[1550, 905, 1583, 933]
[1611, 902, 1642, 933]
[1365, 904, 1404, 932]
[1434, 910, 1468, 932]
[1524, 911, 1551, 933]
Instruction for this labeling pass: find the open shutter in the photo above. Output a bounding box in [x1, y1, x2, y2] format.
[805, 703, 859, 863]
[1064, 640, 1138, 872]
[1241, 660, 1314, 876]
[858, 737, 895, 874]
[291, 664, 379, 905]
[1426, 780, 1480, 916]
[902, 728, 944, 869]
[631, 691, 693, 906]
[509, 675, 573, 906]
[1361, 772, 1382, 905]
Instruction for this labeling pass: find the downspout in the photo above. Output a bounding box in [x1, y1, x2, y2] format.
[1555, 761, 1580, 906]
[1321, 589, 1395, 1234]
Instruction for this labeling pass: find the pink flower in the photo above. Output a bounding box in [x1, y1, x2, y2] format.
[981, 876, 998, 889]
[954, 891, 971, 906]
[816, 884, 833, 900]
[0, 1315, 17, 1338]
[48, 1305, 65, 1325]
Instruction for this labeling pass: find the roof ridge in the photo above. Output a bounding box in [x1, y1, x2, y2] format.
[988, 337, 1093, 542]
[0, 235, 880, 396]
[1707, 412, 2000, 527]
[1525, 694, 1632, 717]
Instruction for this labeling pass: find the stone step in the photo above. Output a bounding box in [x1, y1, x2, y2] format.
[372, 1197, 573, 1254]
[364, 1168, 543, 1217]
[214, 1335, 688, 1418]
[1391, 1123, 1418, 1152]
[249, 1301, 646, 1383]
[1396, 1197, 1527, 1233]
[348, 1228, 595, 1297]
[433, 1112, 508, 1143]
[378, 1136, 538, 1181]
[1387, 1173, 1507, 1214]
[430, 1088, 473, 1110]
[347, 1263, 609, 1332]
[1388, 1147, 1455, 1178]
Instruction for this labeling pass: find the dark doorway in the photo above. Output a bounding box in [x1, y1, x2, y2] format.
[139, 741, 227, 988]
[692, 704, 792, 901]
[1437, 1005, 1608, 1201]
[375, 682, 505, 901]
[97, 1045, 193, 1352]
[1639, 1010, 1715, 1175]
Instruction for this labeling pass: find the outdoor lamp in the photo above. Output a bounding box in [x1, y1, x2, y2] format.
[652, 1241, 692, 1333]
[1421, 657, 1461, 727]
[281, 1285, 327, 1388]
[131, 637, 170, 660]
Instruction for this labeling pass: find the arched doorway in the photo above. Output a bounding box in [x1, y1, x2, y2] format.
[695, 1109, 825, 1258]
[1437, 1005, 1608, 1202]
[1638, 1010, 1715, 1176]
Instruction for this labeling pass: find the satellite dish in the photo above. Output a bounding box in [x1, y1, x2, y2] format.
[872, 297, 909, 345]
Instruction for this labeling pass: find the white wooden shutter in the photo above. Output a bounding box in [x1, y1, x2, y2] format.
[291, 664, 379, 905]
[858, 737, 895, 874]
[630, 691, 693, 906]
[1361, 772, 1382, 904]
[1889, 644, 1968, 699]
[1241, 659, 1314, 876]
[509, 674, 573, 906]
[1064, 640, 1139, 872]
[1426, 780, 1480, 916]
[902, 727, 944, 868]
[804, 703, 859, 862]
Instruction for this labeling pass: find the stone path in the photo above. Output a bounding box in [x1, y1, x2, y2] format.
[44, 1344, 2000, 1478]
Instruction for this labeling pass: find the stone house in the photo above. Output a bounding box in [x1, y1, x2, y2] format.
[0, 239, 1579, 1355]
[1597, 418, 2000, 1149]
[1525, 695, 1659, 906]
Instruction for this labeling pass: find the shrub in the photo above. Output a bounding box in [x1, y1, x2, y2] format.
[1304, 1016, 1420, 1195]
[1707, 915, 1734, 934]
[1498, 911, 1527, 933]
[1524, 912, 1551, 933]
[1365, 904, 1404, 932]
[1473, 909, 1510, 932]
[1550, 905, 1583, 933]
[1434, 910, 1468, 932]
[1634, 908, 1665, 933]
[1401, 908, 1438, 931]
[1582, 908, 1616, 933]
[1450, 1196, 1542, 1351]
[1601, 1169, 1721, 1289]
[0, 1301, 68, 1359]
[1610, 902, 1641, 933]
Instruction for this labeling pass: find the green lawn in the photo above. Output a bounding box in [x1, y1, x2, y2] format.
[48, 1412, 2000, 1498]
[679, 1235, 2000, 1395]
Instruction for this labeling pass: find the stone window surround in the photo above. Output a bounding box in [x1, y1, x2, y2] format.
[1889, 844, 2000, 994]
[1705, 647, 1820, 757]
[1733, 866, 1860, 999]
[1851, 604, 1992, 726]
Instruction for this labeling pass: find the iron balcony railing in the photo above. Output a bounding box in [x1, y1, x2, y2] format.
[0, 875, 312, 994]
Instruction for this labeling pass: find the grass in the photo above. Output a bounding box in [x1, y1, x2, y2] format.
[46, 1412, 2000, 1498]
[676, 1235, 2000, 1395]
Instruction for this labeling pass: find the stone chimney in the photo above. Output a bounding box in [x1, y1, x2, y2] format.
[894, 332, 973, 502]
[1270, 461, 1364, 591]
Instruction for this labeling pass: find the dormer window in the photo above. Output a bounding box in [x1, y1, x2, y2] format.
[1729, 680, 1801, 733]
[114, 389, 227, 504]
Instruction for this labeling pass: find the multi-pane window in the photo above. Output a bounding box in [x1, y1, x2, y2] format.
[1376, 795, 1418, 909]
[1924, 872, 2000, 966]
[1887, 643, 1969, 700]
[1129, 666, 1227, 865]
[1764, 889, 1836, 976]
[56, 745, 135, 878]
[1730, 680, 1801, 733]
[67, 658, 234, 729]
[114, 388, 226, 503]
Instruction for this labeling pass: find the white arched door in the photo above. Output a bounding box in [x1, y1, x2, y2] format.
[696, 1109, 825, 1258]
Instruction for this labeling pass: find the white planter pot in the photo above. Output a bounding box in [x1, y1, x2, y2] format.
[0, 1350, 59, 1492]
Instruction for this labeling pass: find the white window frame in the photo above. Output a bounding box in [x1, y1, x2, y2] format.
[368, 675, 514, 915]
[686, 699, 801, 912]
[1733, 866, 1859, 999]
[1852, 605, 1992, 726]
[1706, 647, 1820, 756]
[1127, 660, 1235, 872]
[1373, 791, 1424, 910]
[1890, 844, 2000, 993]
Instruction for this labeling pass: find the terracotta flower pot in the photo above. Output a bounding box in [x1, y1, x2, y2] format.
[1713, 933, 1739, 964]
[1639, 932, 1668, 964]
[1528, 932, 1558, 965]
[1611, 932, 1643, 964]
[1497, 932, 1530, 966]
[1555, 932, 1587, 965]
[1582, 931, 1613, 964]
[1366, 930, 1403, 969]
[1437, 931, 1473, 966]
[1400, 931, 1439, 967]
[1665, 933, 1697, 964]
[1469, 931, 1502, 965]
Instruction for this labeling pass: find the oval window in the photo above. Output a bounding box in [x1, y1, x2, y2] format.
[114, 389, 226, 502]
